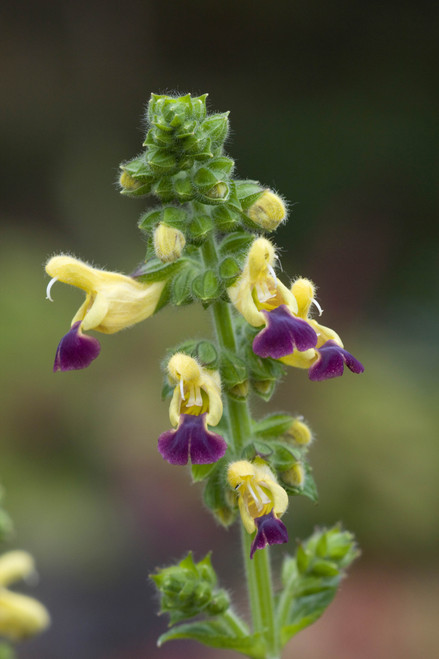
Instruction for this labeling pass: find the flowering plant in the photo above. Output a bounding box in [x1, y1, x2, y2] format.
[44, 93, 363, 658]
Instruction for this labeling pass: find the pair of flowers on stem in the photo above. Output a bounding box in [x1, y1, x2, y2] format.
[45, 236, 363, 557]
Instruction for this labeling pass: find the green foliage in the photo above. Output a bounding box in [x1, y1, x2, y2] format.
[0, 644, 15, 659]
[158, 619, 266, 659]
[277, 526, 359, 647]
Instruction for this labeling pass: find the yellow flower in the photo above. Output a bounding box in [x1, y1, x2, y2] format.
[228, 237, 297, 328]
[158, 353, 227, 465]
[227, 459, 289, 557]
[280, 278, 364, 380]
[45, 255, 166, 370]
[0, 551, 50, 641]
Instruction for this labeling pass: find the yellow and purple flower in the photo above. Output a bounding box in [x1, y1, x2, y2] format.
[227, 459, 288, 558]
[158, 353, 227, 465]
[45, 255, 166, 371]
[227, 238, 318, 359]
[281, 278, 364, 380]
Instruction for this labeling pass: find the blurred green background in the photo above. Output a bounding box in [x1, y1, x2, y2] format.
[1, 1, 438, 657]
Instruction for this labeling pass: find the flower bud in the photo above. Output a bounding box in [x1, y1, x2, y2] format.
[153, 223, 186, 263]
[119, 170, 143, 191]
[247, 190, 287, 231]
[0, 551, 35, 588]
[286, 418, 313, 446]
[281, 462, 306, 488]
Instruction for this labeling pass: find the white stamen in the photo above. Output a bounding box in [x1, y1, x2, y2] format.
[247, 482, 263, 510]
[256, 282, 275, 304]
[179, 378, 185, 401]
[46, 277, 58, 302]
[267, 264, 277, 282]
[194, 388, 203, 407]
[311, 298, 324, 316]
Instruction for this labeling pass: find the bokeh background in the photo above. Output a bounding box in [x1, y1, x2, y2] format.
[1, 1, 438, 657]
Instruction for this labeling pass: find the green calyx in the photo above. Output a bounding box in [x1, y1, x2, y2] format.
[151, 552, 230, 624]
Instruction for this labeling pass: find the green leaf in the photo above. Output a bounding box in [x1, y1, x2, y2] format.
[235, 180, 264, 209]
[191, 463, 218, 483]
[135, 257, 184, 283]
[203, 458, 236, 527]
[277, 526, 359, 648]
[158, 618, 265, 659]
[253, 413, 294, 439]
[192, 270, 223, 303]
[171, 264, 200, 306]
[218, 231, 253, 258]
[280, 589, 338, 643]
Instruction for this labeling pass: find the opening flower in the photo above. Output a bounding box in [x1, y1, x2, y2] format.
[45, 255, 166, 371]
[0, 551, 50, 641]
[227, 238, 317, 359]
[280, 278, 364, 381]
[227, 459, 288, 558]
[158, 353, 227, 465]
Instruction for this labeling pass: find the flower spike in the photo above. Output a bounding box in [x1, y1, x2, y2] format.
[158, 353, 227, 465]
[46, 255, 166, 371]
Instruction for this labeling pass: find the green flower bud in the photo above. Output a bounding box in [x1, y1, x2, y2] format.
[152, 176, 174, 202]
[146, 146, 178, 175]
[296, 543, 311, 574]
[192, 270, 222, 303]
[188, 214, 213, 244]
[219, 256, 241, 286]
[207, 590, 230, 615]
[212, 205, 241, 232]
[204, 181, 230, 203]
[220, 351, 248, 399]
[173, 173, 195, 202]
[193, 341, 218, 369]
[171, 265, 199, 306]
[251, 378, 277, 401]
[151, 552, 228, 624]
[202, 112, 230, 149]
[153, 223, 186, 263]
[311, 560, 340, 577]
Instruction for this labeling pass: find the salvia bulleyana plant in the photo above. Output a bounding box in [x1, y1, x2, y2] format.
[44, 93, 363, 659]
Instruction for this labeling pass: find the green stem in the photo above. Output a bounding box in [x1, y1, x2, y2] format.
[201, 234, 280, 659]
[222, 608, 251, 637]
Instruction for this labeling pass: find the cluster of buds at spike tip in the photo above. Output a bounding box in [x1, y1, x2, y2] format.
[45, 256, 166, 371]
[157, 353, 227, 465]
[227, 459, 289, 558]
[0, 551, 50, 641]
[151, 552, 230, 625]
[229, 239, 364, 381]
[119, 94, 231, 203]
